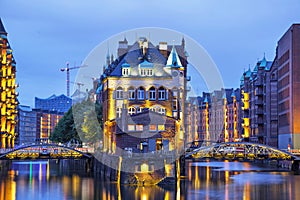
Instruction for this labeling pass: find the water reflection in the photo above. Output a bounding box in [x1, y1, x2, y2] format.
[0, 160, 299, 199]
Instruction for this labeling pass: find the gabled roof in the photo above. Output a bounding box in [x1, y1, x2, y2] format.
[0, 18, 7, 35]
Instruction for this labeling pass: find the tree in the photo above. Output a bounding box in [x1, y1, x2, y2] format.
[50, 100, 103, 145]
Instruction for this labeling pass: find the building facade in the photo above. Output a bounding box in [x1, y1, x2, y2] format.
[195, 88, 242, 143]
[34, 109, 63, 143]
[16, 105, 36, 145]
[240, 56, 278, 146]
[0, 19, 18, 149]
[35, 94, 72, 113]
[275, 24, 300, 149]
[96, 37, 188, 154]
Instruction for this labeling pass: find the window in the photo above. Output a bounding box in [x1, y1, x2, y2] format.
[172, 99, 177, 111]
[150, 107, 156, 112]
[128, 107, 136, 115]
[122, 68, 130, 76]
[158, 125, 165, 131]
[137, 107, 143, 113]
[116, 87, 123, 99]
[138, 87, 145, 100]
[149, 87, 156, 100]
[157, 107, 166, 115]
[136, 124, 143, 131]
[116, 107, 122, 118]
[149, 125, 157, 132]
[158, 87, 166, 100]
[128, 125, 135, 131]
[140, 69, 153, 76]
[128, 87, 135, 100]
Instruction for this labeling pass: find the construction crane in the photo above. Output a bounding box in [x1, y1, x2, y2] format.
[60, 62, 87, 97]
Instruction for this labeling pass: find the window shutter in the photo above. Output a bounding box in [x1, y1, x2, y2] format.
[112, 91, 116, 99]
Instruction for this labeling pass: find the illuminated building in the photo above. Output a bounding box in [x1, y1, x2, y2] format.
[34, 109, 63, 143]
[0, 19, 18, 149]
[96, 37, 188, 154]
[240, 55, 280, 147]
[275, 24, 300, 149]
[195, 89, 242, 143]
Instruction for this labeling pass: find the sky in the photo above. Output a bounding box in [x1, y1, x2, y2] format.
[1, 0, 300, 107]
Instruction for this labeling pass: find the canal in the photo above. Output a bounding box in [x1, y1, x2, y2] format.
[0, 159, 299, 200]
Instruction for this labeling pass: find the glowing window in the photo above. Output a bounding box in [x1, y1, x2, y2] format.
[158, 125, 165, 131]
[149, 125, 157, 132]
[136, 124, 143, 131]
[128, 125, 135, 131]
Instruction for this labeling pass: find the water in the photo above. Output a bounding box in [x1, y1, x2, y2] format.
[0, 159, 299, 200]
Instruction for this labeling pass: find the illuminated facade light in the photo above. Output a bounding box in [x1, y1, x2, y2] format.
[0, 19, 18, 149]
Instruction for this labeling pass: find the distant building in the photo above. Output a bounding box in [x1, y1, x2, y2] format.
[195, 88, 242, 143]
[35, 94, 72, 113]
[240, 56, 277, 146]
[16, 106, 63, 144]
[275, 24, 300, 149]
[0, 18, 18, 149]
[16, 105, 36, 145]
[34, 109, 63, 143]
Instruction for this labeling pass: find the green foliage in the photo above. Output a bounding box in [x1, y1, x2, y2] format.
[50, 100, 103, 144]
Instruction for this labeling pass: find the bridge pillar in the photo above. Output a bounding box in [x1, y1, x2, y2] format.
[292, 160, 300, 172]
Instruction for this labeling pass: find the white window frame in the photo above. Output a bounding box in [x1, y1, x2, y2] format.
[138, 87, 145, 100]
[116, 107, 122, 118]
[149, 87, 156, 100]
[116, 88, 123, 99]
[158, 87, 166, 100]
[128, 107, 136, 115]
[128, 88, 135, 100]
[122, 68, 130, 76]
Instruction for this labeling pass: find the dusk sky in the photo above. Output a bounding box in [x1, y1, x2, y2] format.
[1, 0, 300, 107]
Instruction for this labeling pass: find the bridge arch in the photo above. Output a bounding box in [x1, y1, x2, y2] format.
[0, 144, 92, 160]
[186, 142, 299, 161]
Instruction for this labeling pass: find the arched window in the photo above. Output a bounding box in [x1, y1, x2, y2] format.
[128, 87, 136, 100]
[128, 107, 136, 115]
[116, 87, 123, 99]
[137, 87, 145, 100]
[149, 107, 156, 112]
[158, 86, 166, 100]
[157, 107, 166, 115]
[137, 107, 143, 113]
[149, 86, 156, 100]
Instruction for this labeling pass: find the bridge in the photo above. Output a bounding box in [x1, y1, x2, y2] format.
[0, 144, 93, 160]
[185, 142, 299, 161]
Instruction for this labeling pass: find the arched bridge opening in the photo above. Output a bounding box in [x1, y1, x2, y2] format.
[186, 142, 299, 161]
[0, 144, 92, 160]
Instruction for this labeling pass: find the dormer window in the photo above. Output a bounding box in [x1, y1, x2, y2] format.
[139, 60, 154, 76]
[122, 62, 130, 76]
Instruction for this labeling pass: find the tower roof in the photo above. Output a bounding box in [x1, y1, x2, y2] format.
[0, 18, 7, 35]
[166, 45, 183, 67]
